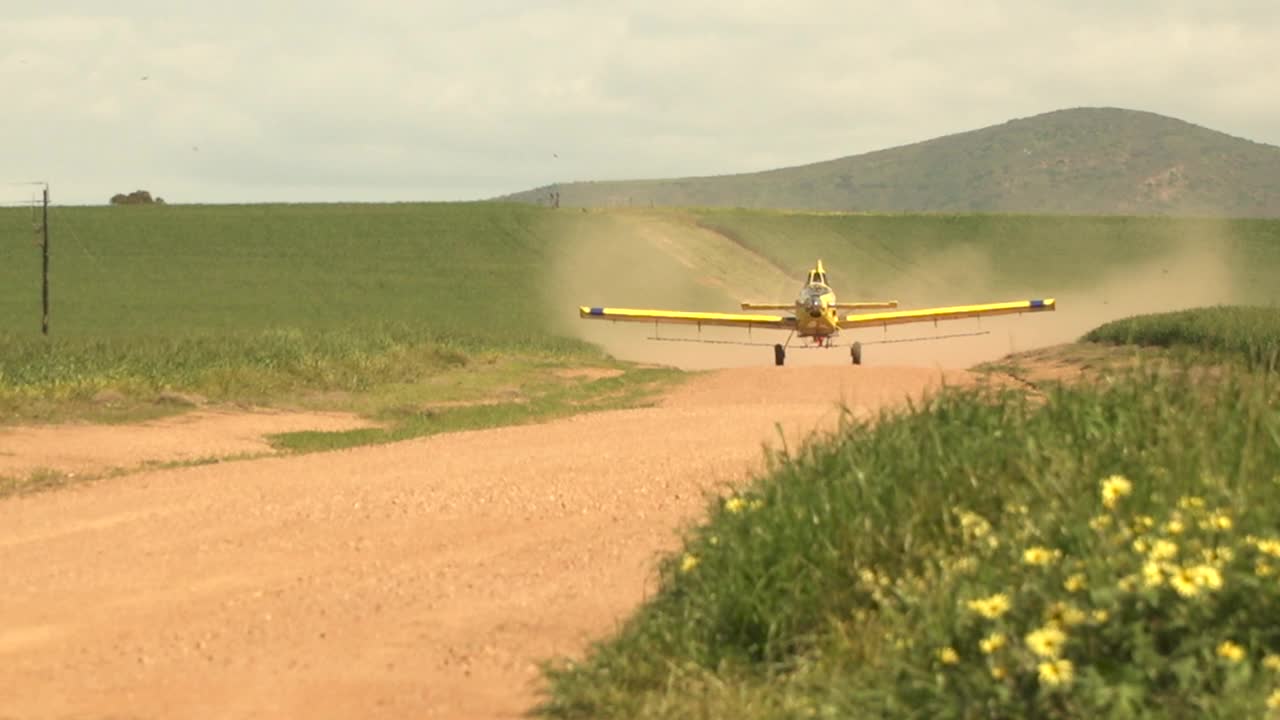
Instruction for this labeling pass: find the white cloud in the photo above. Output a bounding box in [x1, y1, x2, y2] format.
[1, 1, 1277, 205]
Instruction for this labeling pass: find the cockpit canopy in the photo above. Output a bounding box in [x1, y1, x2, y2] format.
[807, 269, 827, 285]
[799, 284, 828, 306]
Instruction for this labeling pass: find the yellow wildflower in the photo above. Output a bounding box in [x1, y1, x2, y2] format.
[1164, 518, 1185, 535]
[1025, 626, 1067, 658]
[1189, 564, 1223, 591]
[1143, 561, 1166, 588]
[967, 593, 1012, 620]
[1177, 495, 1205, 511]
[990, 665, 1008, 680]
[1044, 601, 1086, 628]
[1064, 574, 1087, 593]
[1256, 539, 1280, 559]
[937, 647, 959, 665]
[1091, 609, 1110, 623]
[959, 511, 992, 539]
[748, 498, 765, 511]
[1133, 514, 1156, 531]
[1258, 561, 1275, 578]
[1262, 654, 1280, 672]
[1268, 689, 1280, 710]
[680, 553, 700, 573]
[1201, 547, 1234, 566]
[1089, 515, 1112, 531]
[1208, 512, 1232, 531]
[1149, 539, 1179, 561]
[1101, 475, 1132, 509]
[980, 632, 1006, 654]
[724, 497, 747, 514]
[1037, 658, 1074, 688]
[1118, 574, 1139, 592]
[1133, 538, 1150, 554]
[1023, 546, 1060, 566]
[1170, 568, 1200, 598]
[1216, 641, 1245, 663]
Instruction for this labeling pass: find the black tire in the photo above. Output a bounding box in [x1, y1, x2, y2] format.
[850, 341, 862, 365]
[774, 343, 786, 366]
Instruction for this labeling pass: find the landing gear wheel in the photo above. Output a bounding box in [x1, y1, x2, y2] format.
[850, 341, 863, 365]
[774, 343, 786, 366]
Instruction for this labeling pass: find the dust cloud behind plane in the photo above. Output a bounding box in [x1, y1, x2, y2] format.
[545, 213, 1254, 370]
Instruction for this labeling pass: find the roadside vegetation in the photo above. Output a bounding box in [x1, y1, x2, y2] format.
[1085, 306, 1280, 371]
[538, 309, 1280, 719]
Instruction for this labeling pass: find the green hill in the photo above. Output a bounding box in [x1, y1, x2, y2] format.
[500, 108, 1280, 217]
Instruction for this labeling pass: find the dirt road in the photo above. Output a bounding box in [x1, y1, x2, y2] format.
[0, 366, 984, 719]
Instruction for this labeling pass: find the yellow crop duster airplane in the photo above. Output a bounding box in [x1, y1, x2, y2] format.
[578, 260, 1056, 365]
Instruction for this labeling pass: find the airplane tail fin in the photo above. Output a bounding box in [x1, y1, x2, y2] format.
[806, 259, 828, 286]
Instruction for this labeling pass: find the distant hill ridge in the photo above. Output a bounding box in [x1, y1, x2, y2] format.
[500, 108, 1280, 217]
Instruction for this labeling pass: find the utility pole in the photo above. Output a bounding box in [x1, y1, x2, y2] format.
[41, 185, 49, 335]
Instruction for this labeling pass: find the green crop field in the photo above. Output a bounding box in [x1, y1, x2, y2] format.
[0, 202, 693, 429]
[537, 309, 1280, 719]
[4, 202, 1279, 432]
[1, 202, 568, 339]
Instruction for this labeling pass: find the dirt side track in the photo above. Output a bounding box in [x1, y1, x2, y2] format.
[0, 366, 986, 719]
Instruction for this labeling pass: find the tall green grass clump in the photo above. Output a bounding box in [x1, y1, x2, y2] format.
[1085, 306, 1280, 371]
[540, 366, 1280, 718]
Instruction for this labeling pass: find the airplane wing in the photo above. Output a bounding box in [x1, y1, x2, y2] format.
[834, 301, 899, 310]
[579, 306, 794, 330]
[742, 301, 898, 310]
[842, 299, 1055, 328]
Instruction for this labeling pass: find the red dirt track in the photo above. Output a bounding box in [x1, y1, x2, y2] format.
[0, 365, 986, 719]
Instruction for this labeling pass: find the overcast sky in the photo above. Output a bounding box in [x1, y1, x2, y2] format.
[2, 1, 1278, 206]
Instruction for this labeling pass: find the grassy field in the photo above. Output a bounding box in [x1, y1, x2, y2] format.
[1085, 306, 1280, 371]
[4, 201, 1280, 428]
[0, 202, 653, 425]
[537, 309, 1280, 719]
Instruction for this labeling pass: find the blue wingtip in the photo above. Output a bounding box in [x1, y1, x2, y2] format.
[1030, 299, 1045, 308]
[590, 307, 605, 316]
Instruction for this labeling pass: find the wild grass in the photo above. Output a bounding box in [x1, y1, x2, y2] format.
[0, 324, 600, 423]
[537, 363, 1280, 718]
[0, 467, 79, 497]
[270, 365, 683, 453]
[1085, 306, 1280, 371]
